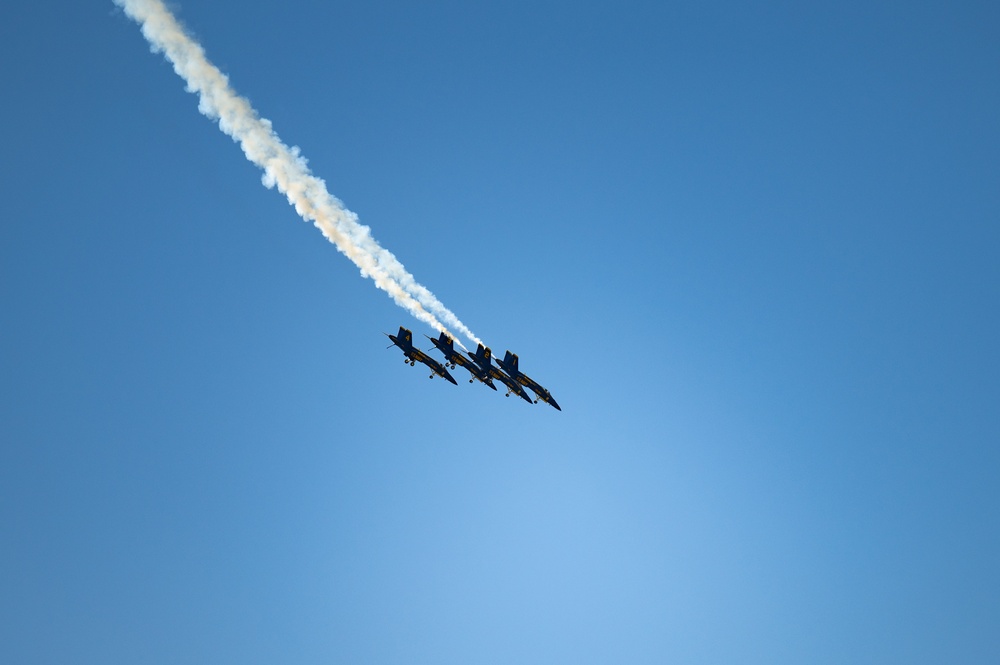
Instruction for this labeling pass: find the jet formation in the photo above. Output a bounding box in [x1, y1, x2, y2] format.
[385, 327, 561, 410]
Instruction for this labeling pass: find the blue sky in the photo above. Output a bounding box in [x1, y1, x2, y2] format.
[2, 1, 998, 663]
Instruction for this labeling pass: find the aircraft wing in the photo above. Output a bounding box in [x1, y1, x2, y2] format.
[412, 349, 458, 385]
[490, 367, 533, 403]
[451, 354, 497, 389]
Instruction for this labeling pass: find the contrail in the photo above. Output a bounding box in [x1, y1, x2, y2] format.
[113, 0, 480, 348]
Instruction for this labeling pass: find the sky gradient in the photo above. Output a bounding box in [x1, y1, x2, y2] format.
[2, 1, 998, 663]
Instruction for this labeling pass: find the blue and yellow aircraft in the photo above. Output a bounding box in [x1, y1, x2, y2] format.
[426, 333, 497, 391]
[495, 351, 561, 411]
[385, 327, 457, 384]
[466, 344, 533, 403]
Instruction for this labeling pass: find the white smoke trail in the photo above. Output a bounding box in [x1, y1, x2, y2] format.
[113, 0, 480, 348]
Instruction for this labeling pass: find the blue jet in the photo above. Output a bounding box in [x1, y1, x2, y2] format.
[495, 351, 561, 411]
[426, 333, 497, 391]
[385, 327, 457, 385]
[466, 344, 533, 404]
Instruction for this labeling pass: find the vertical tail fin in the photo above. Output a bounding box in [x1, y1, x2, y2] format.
[503, 351, 519, 371]
[398, 327, 412, 346]
[437, 332, 454, 353]
[472, 343, 493, 365]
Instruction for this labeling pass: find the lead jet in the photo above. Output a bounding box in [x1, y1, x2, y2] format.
[385, 327, 457, 385]
[426, 333, 497, 391]
[495, 351, 561, 411]
[466, 344, 533, 404]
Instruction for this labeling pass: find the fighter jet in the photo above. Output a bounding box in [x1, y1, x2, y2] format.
[385, 327, 457, 384]
[466, 344, 533, 403]
[495, 351, 561, 411]
[425, 333, 497, 391]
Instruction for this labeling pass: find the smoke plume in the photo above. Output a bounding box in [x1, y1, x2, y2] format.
[113, 0, 480, 348]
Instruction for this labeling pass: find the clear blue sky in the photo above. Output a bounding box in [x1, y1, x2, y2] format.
[2, 1, 998, 663]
